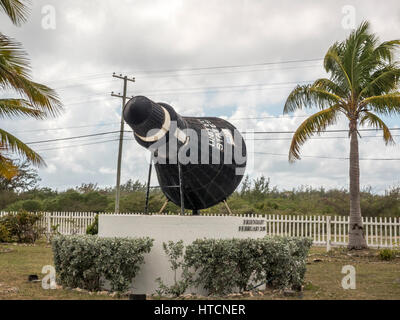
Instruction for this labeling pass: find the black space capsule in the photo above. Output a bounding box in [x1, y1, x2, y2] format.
[123, 96, 247, 211]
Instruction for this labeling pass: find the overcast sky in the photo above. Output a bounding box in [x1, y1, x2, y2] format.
[1, 0, 400, 193]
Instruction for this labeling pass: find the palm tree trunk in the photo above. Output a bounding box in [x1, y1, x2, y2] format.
[348, 119, 368, 249]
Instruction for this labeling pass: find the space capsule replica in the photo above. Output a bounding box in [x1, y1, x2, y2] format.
[123, 96, 247, 214]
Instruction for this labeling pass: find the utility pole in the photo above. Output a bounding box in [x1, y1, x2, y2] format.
[111, 73, 135, 213]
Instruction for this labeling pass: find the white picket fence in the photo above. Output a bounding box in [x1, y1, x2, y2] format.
[1, 212, 399, 249]
[0, 211, 97, 236]
[265, 215, 400, 249]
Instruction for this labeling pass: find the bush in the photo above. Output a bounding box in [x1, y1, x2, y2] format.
[86, 215, 98, 235]
[0, 211, 43, 243]
[155, 241, 193, 297]
[379, 248, 397, 261]
[184, 237, 312, 295]
[0, 223, 10, 242]
[52, 235, 154, 292]
[21, 200, 42, 212]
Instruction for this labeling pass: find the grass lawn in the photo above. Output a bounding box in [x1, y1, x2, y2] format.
[0, 240, 399, 300]
[0, 240, 115, 300]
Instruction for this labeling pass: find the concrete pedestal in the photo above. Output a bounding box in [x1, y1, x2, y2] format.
[99, 214, 267, 295]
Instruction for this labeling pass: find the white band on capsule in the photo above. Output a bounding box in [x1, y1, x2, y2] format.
[135, 106, 171, 142]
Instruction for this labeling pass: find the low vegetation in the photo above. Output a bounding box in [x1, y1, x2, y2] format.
[379, 248, 399, 261]
[1, 241, 399, 300]
[52, 235, 154, 292]
[184, 237, 312, 295]
[0, 211, 43, 243]
[1, 165, 400, 217]
[156, 237, 312, 297]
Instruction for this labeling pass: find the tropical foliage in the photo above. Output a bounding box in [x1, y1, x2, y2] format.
[284, 21, 400, 249]
[1, 175, 399, 218]
[0, 0, 62, 178]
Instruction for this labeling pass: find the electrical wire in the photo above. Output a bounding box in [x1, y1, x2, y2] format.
[38, 57, 323, 86]
[23, 127, 400, 146]
[126, 58, 323, 75]
[35, 138, 400, 161]
[253, 152, 400, 161]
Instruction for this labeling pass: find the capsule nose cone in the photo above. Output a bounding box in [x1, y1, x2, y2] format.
[123, 96, 153, 127]
[123, 96, 166, 138]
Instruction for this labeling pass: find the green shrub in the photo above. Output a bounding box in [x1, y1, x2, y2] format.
[0, 211, 43, 243]
[86, 215, 98, 235]
[22, 200, 42, 212]
[184, 237, 312, 295]
[52, 235, 154, 292]
[0, 223, 10, 242]
[379, 248, 397, 261]
[155, 241, 193, 297]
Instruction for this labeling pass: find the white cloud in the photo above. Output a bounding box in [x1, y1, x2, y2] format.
[1, 0, 399, 193]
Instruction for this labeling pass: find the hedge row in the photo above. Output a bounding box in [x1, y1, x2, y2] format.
[51, 235, 312, 295]
[0, 211, 43, 243]
[52, 235, 153, 292]
[184, 237, 313, 295]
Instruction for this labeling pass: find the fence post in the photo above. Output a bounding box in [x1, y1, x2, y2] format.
[46, 212, 51, 243]
[326, 216, 331, 252]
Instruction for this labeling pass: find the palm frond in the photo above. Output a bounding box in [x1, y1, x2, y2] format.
[12, 78, 63, 117]
[359, 64, 400, 99]
[0, 98, 45, 119]
[0, 154, 18, 179]
[289, 106, 340, 162]
[0, 0, 30, 26]
[360, 111, 394, 145]
[361, 93, 400, 116]
[0, 32, 31, 81]
[312, 78, 347, 97]
[324, 43, 352, 91]
[342, 21, 373, 90]
[372, 40, 400, 64]
[0, 128, 44, 166]
[0, 33, 62, 117]
[284, 84, 344, 114]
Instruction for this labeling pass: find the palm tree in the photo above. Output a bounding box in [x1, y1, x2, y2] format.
[0, 0, 62, 178]
[284, 21, 400, 249]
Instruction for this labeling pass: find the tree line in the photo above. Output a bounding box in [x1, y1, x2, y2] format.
[0, 162, 399, 217]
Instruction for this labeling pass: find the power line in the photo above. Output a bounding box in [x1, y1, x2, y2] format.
[32, 134, 122, 150]
[136, 63, 321, 79]
[23, 127, 400, 146]
[229, 115, 309, 120]
[12, 116, 306, 135]
[54, 79, 120, 91]
[51, 78, 311, 104]
[3, 115, 314, 136]
[35, 137, 400, 161]
[13, 122, 119, 134]
[26, 131, 121, 145]
[136, 80, 312, 95]
[254, 152, 400, 161]
[33, 77, 313, 105]
[36, 138, 400, 161]
[135, 85, 304, 96]
[36, 138, 121, 152]
[61, 84, 295, 103]
[38, 57, 323, 87]
[128, 58, 323, 75]
[2, 115, 333, 136]
[244, 128, 400, 135]
[53, 63, 322, 90]
[247, 134, 400, 141]
[31, 132, 400, 150]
